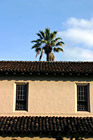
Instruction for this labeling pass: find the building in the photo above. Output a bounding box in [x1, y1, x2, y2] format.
[0, 61, 93, 140]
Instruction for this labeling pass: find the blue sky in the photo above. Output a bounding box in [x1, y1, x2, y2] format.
[0, 0, 93, 61]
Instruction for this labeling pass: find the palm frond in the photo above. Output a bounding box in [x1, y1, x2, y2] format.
[56, 43, 63, 47]
[35, 48, 41, 57]
[32, 43, 41, 49]
[39, 49, 44, 60]
[51, 40, 64, 47]
[54, 37, 62, 41]
[45, 28, 50, 35]
[41, 40, 48, 44]
[35, 47, 41, 52]
[36, 33, 43, 39]
[53, 31, 57, 34]
[31, 39, 41, 43]
[54, 47, 64, 52]
[45, 28, 50, 40]
[39, 30, 45, 39]
[51, 41, 56, 46]
[56, 41, 65, 47]
[59, 41, 65, 44]
[50, 31, 57, 40]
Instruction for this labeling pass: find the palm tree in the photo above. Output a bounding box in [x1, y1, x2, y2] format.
[31, 28, 65, 61]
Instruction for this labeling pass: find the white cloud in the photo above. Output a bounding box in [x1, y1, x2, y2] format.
[63, 46, 93, 61]
[65, 17, 93, 29]
[58, 17, 93, 47]
[57, 17, 93, 61]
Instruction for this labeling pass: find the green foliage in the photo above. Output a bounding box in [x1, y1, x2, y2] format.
[31, 28, 65, 61]
[54, 47, 64, 52]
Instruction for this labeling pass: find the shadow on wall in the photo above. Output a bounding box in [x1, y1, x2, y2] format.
[0, 74, 93, 82]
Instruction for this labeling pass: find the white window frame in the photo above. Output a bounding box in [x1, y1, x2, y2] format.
[14, 82, 28, 111]
[76, 83, 90, 112]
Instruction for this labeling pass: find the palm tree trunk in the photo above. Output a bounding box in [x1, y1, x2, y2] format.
[47, 53, 50, 61]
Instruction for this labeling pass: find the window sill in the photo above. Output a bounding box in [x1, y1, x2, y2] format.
[14, 110, 28, 113]
[76, 111, 90, 113]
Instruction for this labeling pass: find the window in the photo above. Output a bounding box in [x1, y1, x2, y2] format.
[16, 84, 28, 111]
[77, 84, 89, 111]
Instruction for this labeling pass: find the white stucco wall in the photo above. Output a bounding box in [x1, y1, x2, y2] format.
[0, 75, 93, 117]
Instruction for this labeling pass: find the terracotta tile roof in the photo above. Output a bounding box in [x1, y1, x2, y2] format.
[0, 61, 93, 75]
[0, 116, 93, 135]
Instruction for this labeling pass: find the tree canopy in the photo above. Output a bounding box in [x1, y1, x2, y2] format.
[31, 28, 65, 61]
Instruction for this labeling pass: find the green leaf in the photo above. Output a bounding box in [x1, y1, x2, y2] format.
[31, 39, 41, 43]
[54, 37, 62, 41]
[45, 28, 50, 40]
[32, 43, 41, 49]
[53, 31, 57, 34]
[51, 41, 56, 46]
[39, 30, 45, 39]
[36, 33, 43, 39]
[35, 47, 41, 51]
[41, 40, 47, 43]
[54, 47, 64, 52]
[56, 41, 65, 47]
[59, 41, 65, 44]
[50, 31, 57, 40]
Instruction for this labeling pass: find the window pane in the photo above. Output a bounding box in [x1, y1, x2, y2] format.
[16, 84, 27, 110]
[16, 85, 26, 101]
[16, 102, 26, 110]
[77, 101, 87, 111]
[77, 85, 88, 111]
